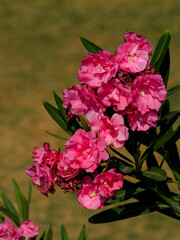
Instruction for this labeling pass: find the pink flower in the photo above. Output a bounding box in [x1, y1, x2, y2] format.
[63, 84, 103, 117]
[131, 74, 167, 114]
[128, 109, 159, 131]
[33, 142, 59, 166]
[77, 176, 106, 209]
[57, 152, 80, 181]
[0, 218, 19, 240]
[64, 129, 109, 172]
[114, 42, 149, 73]
[25, 162, 56, 195]
[97, 78, 132, 111]
[94, 169, 124, 198]
[123, 31, 153, 54]
[86, 111, 129, 148]
[17, 220, 39, 239]
[78, 50, 118, 87]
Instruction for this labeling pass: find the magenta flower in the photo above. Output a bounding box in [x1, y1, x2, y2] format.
[0, 218, 19, 240]
[86, 111, 129, 149]
[78, 50, 118, 87]
[128, 109, 159, 131]
[25, 162, 56, 195]
[63, 84, 103, 117]
[33, 142, 59, 166]
[64, 129, 109, 172]
[77, 176, 106, 209]
[131, 74, 167, 114]
[123, 31, 153, 54]
[57, 151, 80, 181]
[94, 169, 124, 198]
[17, 220, 39, 239]
[114, 42, 149, 73]
[97, 78, 132, 111]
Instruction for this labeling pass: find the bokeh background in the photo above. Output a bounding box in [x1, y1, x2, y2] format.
[0, 0, 180, 239]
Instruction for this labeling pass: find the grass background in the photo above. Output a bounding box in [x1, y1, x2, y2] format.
[0, 0, 180, 239]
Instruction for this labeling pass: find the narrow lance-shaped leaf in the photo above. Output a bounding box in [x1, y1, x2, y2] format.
[80, 36, 103, 53]
[12, 179, 23, 221]
[143, 167, 167, 181]
[43, 101, 74, 136]
[150, 30, 171, 67]
[45, 131, 68, 141]
[45, 224, 53, 240]
[0, 191, 20, 222]
[0, 204, 20, 226]
[61, 224, 69, 240]
[78, 225, 86, 240]
[158, 48, 170, 87]
[166, 85, 180, 97]
[89, 201, 169, 224]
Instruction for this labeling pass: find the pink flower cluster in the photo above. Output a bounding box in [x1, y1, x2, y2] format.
[26, 32, 167, 210]
[63, 31, 167, 132]
[0, 218, 39, 240]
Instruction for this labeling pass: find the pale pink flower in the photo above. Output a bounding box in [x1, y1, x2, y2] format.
[33, 142, 59, 166]
[63, 84, 103, 117]
[17, 220, 39, 239]
[131, 74, 167, 114]
[86, 111, 129, 149]
[128, 109, 159, 131]
[0, 218, 19, 240]
[25, 162, 56, 195]
[123, 31, 153, 54]
[114, 42, 149, 73]
[78, 50, 118, 87]
[77, 176, 106, 209]
[94, 169, 124, 198]
[97, 78, 132, 111]
[64, 129, 109, 172]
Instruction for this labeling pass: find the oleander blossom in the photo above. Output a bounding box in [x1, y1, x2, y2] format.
[17, 220, 39, 239]
[78, 50, 118, 87]
[128, 109, 159, 131]
[86, 111, 129, 148]
[123, 31, 153, 54]
[97, 78, 132, 111]
[63, 129, 109, 172]
[0, 218, 18, 240]
[94, 169, 124, 198]
[131, 74, 167, 114]
[63, 84, 103, 117]
[25, 162, 57, 195]
[33, 142, 59, 166]
[77, 176, 106, 209]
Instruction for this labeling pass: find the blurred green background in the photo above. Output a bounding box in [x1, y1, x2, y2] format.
[0, 0, 180, 239]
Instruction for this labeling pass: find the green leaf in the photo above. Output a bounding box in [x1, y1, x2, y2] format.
[89, 201, 168, 224]
[159, 48, 170, 87]
[12, 179, 29, 221]
[118, 161, 135, 174]
[53, 91, 68, 123]
[0, 204, 20, 225]
[61, 224, 69, 240]
[43, 101, 74, 136]
[39, 231, 46, 240]
[12, 179, 24, 221]
[109, 147, 133, 164]
[45, 225, 53, 240]
[45, 131, 68, 141]
[78, 115, 90, 132]
[107, 181, 147, 205]
[143, 167, 167, 181]
[78, 225, 86, 240]
[80, 36, 102, 53]
[171, 202, 180, 217]
[166, 85, 180, 97]
[150, 30, 171, 67]
[0, 191, 20, 222]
